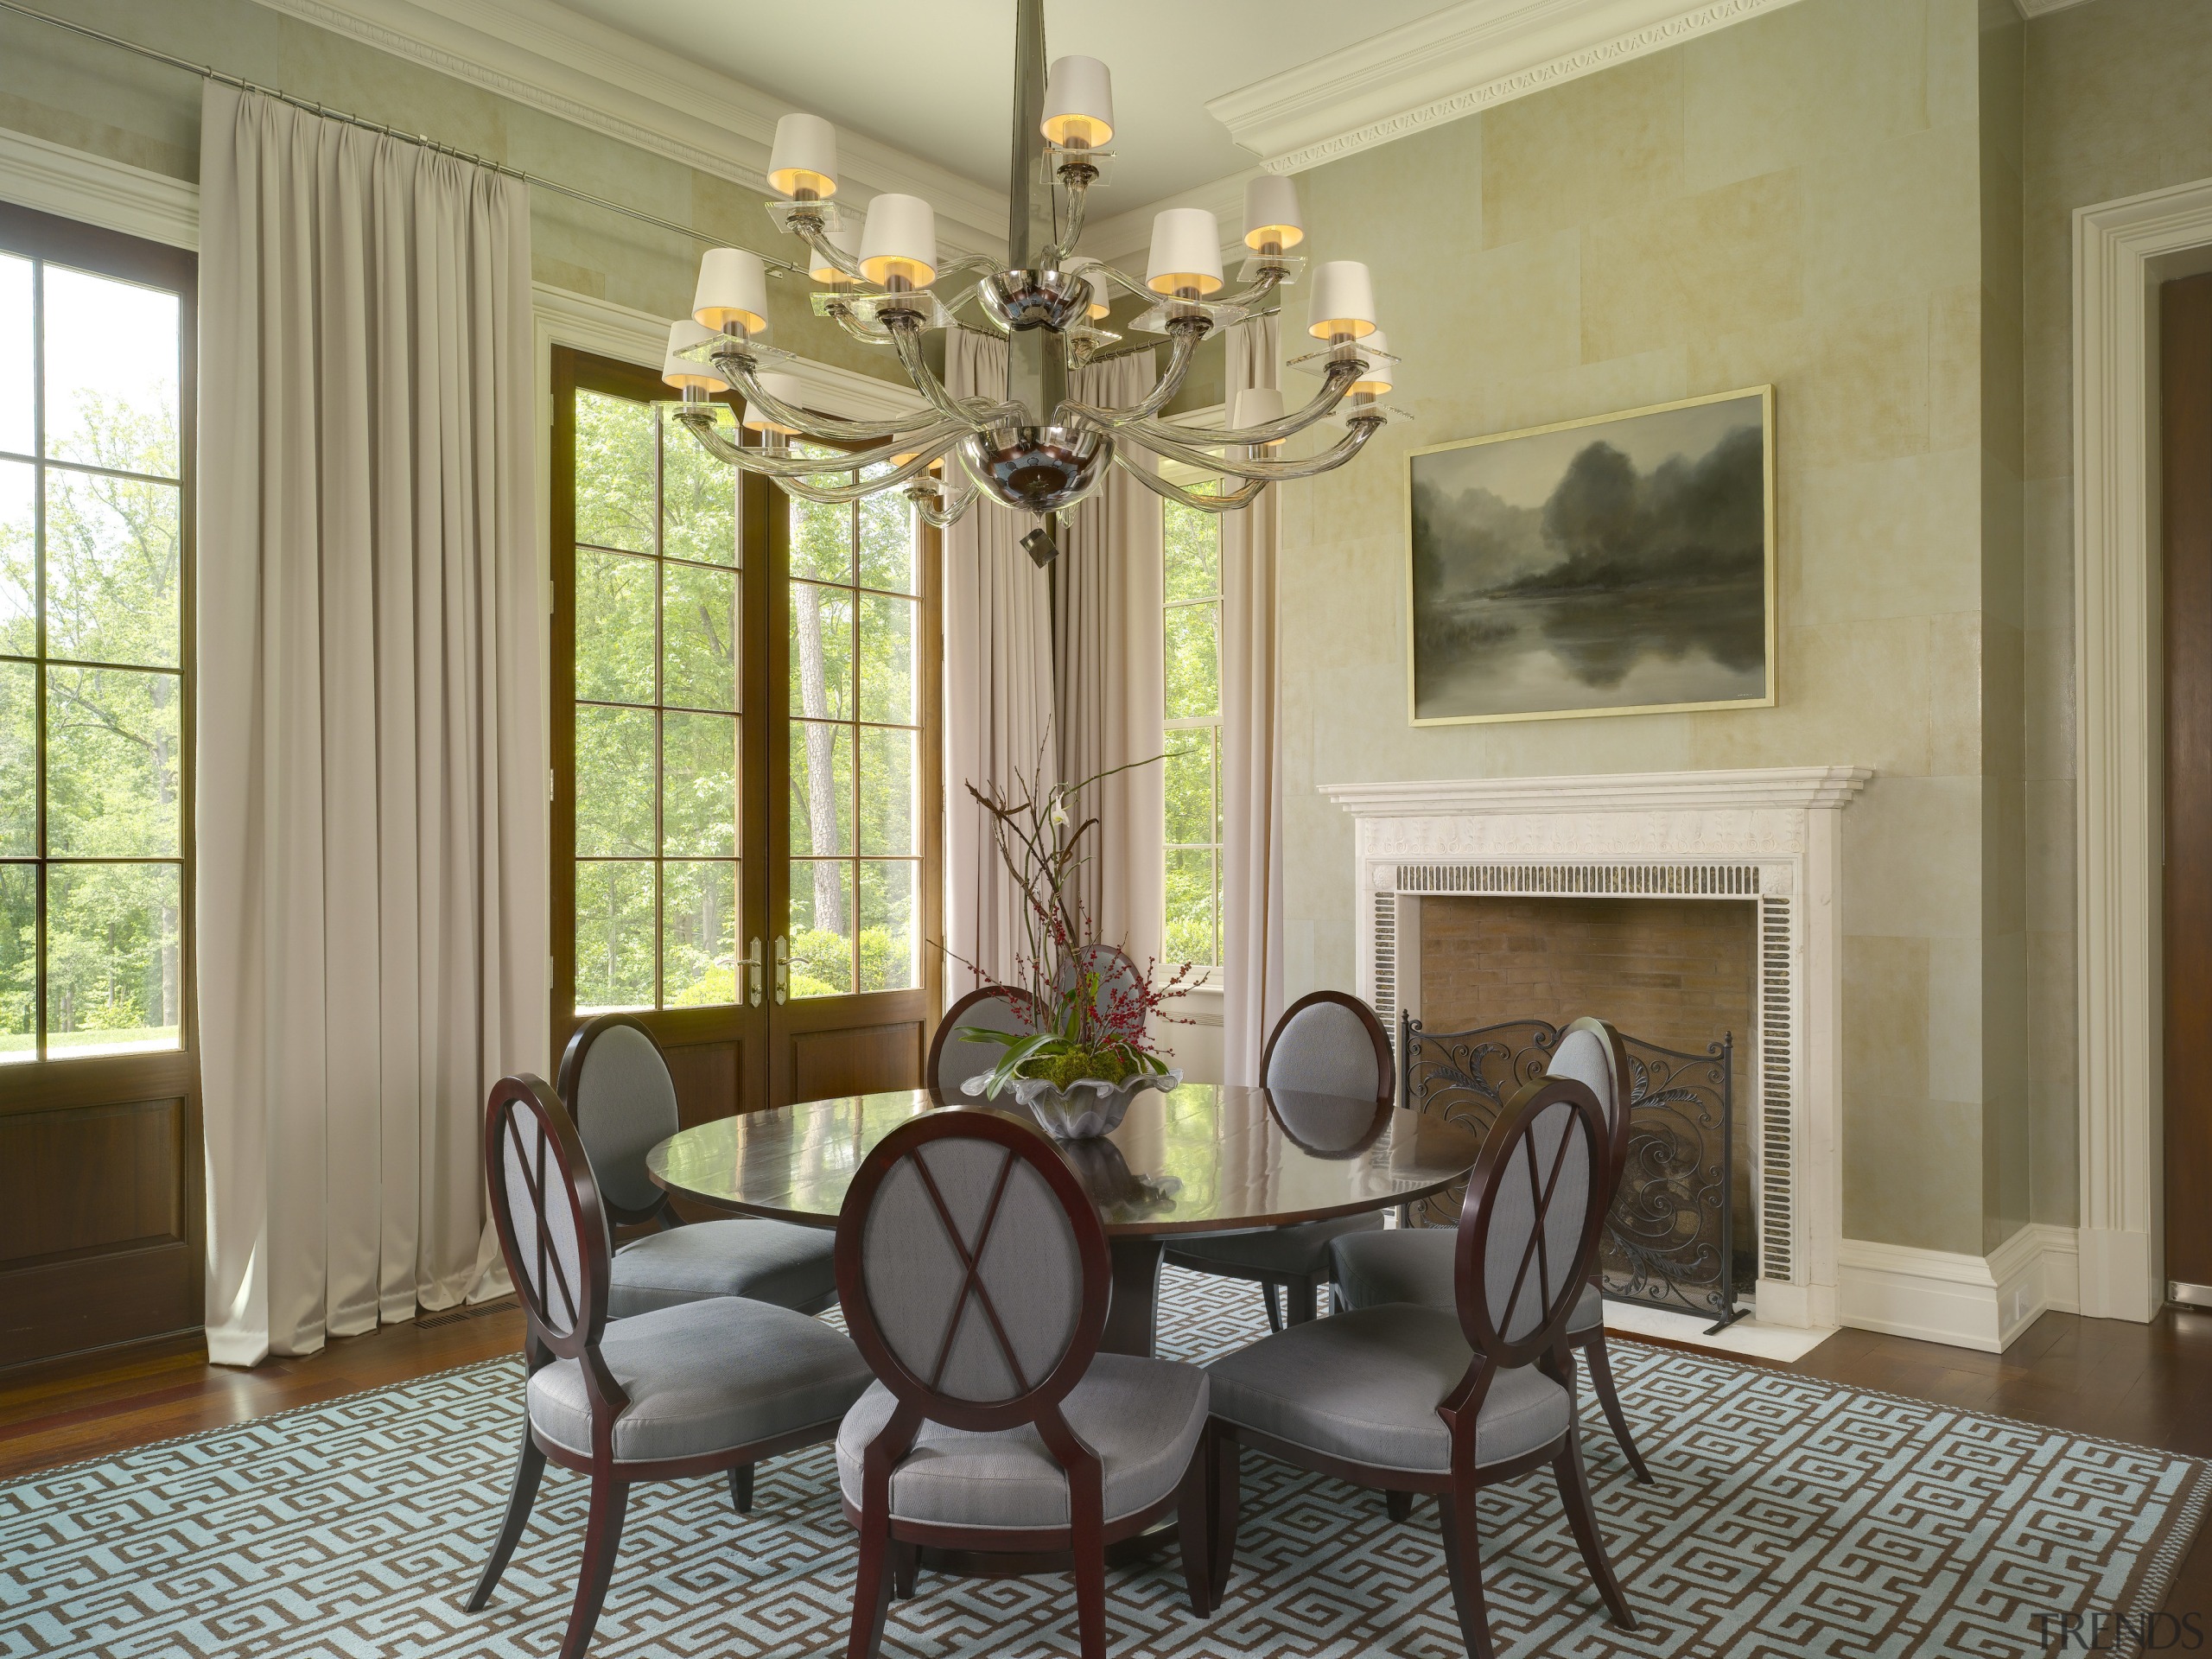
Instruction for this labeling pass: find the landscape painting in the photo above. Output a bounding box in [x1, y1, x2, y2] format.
[1406, 387, 1775, 725]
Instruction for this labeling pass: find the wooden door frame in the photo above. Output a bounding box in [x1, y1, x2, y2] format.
[0, 201, 202, 1377]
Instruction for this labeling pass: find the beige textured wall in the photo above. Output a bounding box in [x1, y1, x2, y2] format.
[1276, 0, 2014, 1255]
[0, 0, 896, 378]
[2019, 0, 2212, 1233]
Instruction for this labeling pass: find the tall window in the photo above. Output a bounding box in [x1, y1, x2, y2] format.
[1163, 497, 1223, 971]
[787, 454, 920, 998]
[0, 240, 188, 1060]
[569, 389, 743, 1013]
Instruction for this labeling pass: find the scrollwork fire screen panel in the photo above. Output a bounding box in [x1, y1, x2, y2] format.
[1396, 1013, 1745, 1327]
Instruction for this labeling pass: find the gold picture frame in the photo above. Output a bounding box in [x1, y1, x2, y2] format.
[1405, 385, 1777, 727]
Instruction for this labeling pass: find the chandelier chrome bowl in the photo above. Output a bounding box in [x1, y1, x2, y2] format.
[664, 0, 1405, 548]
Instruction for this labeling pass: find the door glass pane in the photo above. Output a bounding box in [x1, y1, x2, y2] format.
[661, 410, 737, 566]
[46, 666, 180, 855]
[858, 726, 914, 856]
[857, 591, 915, 726]
[45, 860, 181, 1056]
[45, 469, 181, 667]
[663, 561, 739, 712]
[0, 255, 27, 458]
[789, 859, 855, 997]
[0, 863, 30, 1063]
[575, 549, 653, 704]
[0, 662, 30, 855]
[575, 705, 655, 855]
[575, 861, 656, 1011]
[860, 859, 918, 992]
[788, 720, 852, 855]
[574, 391, 655, 552]
[857, 485, 913, 593]
[0, 460, 35, 656]
[664, 859, 738, 1007]
[789, 581, 853, 719]
[662, 710, 738, 856]
[42, 267, 179, 478]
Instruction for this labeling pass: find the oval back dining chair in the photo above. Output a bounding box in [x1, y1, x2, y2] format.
[832, 1108, 1214, 1659]
[468, 1075, 874, 1659]
[1057, 943, 1143, 1031]
[559, 1014, 840, 1320]
[925, 985, 1039, 1098]
[1166, 990, 1395, 1330]
[1330, 1014, 1654, 1483]
[1206, 1073, 1638, 1659]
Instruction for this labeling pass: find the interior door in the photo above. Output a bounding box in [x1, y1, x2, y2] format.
[2164, 271, 2212, 1304]
[766, 450, 942, 1103]
[553, 349, 770, 1128]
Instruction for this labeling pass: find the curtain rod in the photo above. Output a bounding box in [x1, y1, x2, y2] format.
[0, 0, 821, 277]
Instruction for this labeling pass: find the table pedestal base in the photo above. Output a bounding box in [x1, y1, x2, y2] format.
[1103, 1236, 1164, 1357]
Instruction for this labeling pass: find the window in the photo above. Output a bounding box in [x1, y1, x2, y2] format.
[1163, 496, 1222, 971]
[569, 386, 744, 1014]
[0, 233, 188, 1061]
[786, 451, 921, 999]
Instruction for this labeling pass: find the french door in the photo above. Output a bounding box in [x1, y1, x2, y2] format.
[552, 348, 940, 1128]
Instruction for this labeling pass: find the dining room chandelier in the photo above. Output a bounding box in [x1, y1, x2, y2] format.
[661, 0, 1402, 557]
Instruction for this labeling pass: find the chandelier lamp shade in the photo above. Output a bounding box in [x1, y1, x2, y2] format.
[665, 0, 1403, 537]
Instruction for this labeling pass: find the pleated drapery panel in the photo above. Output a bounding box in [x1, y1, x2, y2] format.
[1220, 316, 1287, 1084]
[940, 329, 1059, 991]
[196, 83, 547, 1367]
[1056, 353, 1166, 975]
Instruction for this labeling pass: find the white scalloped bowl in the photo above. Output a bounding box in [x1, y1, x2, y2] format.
[962, 1068, 1182, 1140]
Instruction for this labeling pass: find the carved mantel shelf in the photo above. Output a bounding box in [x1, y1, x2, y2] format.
[1317, 766, 1876, 818]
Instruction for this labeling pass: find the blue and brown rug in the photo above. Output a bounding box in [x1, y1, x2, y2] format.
[1, 1271, 2202, 1658]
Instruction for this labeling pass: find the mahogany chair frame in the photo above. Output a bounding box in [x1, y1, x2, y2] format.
[1209, 1075, 1640, 1659]
[924, 984, 1041, 1097]
[835, 1108, 1215, 1659]
[467, 1075, 854, 1659]
[1165, 989, 1395, 1331]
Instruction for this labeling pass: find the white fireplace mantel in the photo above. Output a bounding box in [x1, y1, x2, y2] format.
[1317, 765, 1873, 1333]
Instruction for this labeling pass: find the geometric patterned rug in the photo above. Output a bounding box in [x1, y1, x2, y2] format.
[1, 1269, 2202, 1659]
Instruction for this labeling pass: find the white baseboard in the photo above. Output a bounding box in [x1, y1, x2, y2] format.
[1837, 1224, 2080, 1353]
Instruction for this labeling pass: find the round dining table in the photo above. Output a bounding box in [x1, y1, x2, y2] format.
[648, 1081, 1488, 1357]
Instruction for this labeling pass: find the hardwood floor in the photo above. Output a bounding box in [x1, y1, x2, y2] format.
[5, 1301, 2211, 1617]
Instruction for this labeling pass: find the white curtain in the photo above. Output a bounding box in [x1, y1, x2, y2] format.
[1057, 353, 1166, 970]
[941, 329, 1058, 989]
[1220, 316, 1285, 1083]
[196, 84, 547, 1367]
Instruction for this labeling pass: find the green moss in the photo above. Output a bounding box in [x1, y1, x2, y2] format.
[1017, 1046, 1138, 1090]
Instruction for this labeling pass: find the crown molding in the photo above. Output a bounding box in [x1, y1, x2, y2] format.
[1318, 766, 1874, 817]
[2012, 0, 2095, 15]
[245, 0, 1007, 257]
[1209, 0, 1806, 175]
[0, 127, 198, 249]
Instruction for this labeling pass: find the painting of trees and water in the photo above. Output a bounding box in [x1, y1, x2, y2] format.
[1407, 388, 1774, 725]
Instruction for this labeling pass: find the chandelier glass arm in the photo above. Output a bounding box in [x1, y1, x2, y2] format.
[1117, 415, 1383, 480]
[1112, 452, 1268, 512]
[911, 482, 980, 528]
[1044, 173, 1091, 266]
[751, 443, 966, 505]
[1055, 322, 1205, 429]
[1124, 360, 1362, 451]
[887, 315, 1025, 429]
[670, 407, 966, 479]
[709, 349, 916, 442]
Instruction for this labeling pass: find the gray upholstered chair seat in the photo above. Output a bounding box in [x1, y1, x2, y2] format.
[607, 1218, 839, 1317]
[1173, 1211, 1382, 1277]
[529, 1296, 873, 1464]
[1205, 1303, 1568, 1473]
[835, 1354, 1208, 1529]
[1332, 1228, 1605, 1334]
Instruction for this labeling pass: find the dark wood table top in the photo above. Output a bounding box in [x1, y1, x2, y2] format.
[647, 1083, 1486, 1236]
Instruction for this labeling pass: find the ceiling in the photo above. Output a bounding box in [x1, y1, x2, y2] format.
[546, 0, 1456, 208]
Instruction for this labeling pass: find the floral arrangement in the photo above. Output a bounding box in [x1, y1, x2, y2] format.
[956, 755, 1197, 1102]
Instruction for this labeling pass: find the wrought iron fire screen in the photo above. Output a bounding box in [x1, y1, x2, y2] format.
[1396, 1013, 1745, 1331]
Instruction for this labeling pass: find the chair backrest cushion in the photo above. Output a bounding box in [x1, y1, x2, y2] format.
[1264, 994, 1386, 1104]
[572, 1021, 680, 1214]
[930, 988, 1034, 1096]
[1548, 1025, 1621, 1141]
[484, 1077, 604, 1349]
[1459, 1078, 1603, 1358]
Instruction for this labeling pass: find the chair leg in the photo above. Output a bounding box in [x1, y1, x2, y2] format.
[557, 1471, 631, 1659]
[1384, 1489, 1413, 1523]
[1580, 1333, 1653, 1484]
[729, 1463, 754, 1514]
[1552, 1437, 1638, 1630]
[892, 1541, 918, 1600]
[846, 1517, 896, 1659]
[1286, 1276, 1319, 1325]
[1206, 1425, 1241, 1599]
[1173, 1439, 1213, 1618]
[1437, 1482, 1496, 1659]
[1262, 1283, 1283, 1334]
[466, 1421, 546, 1612]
